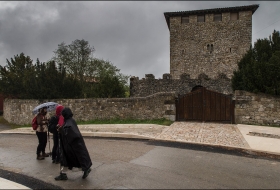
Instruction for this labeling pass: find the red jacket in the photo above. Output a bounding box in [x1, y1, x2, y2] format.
[56, 105, 65, 127]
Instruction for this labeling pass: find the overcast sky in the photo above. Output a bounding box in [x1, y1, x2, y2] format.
[0, 1, 279, 80]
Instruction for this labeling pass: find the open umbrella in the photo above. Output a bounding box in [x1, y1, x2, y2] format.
[32, 102, 59, 115]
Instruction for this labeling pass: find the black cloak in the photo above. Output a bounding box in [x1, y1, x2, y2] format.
[59, 107, 92, 171]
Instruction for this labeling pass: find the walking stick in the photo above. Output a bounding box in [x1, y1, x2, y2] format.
[48, 131, 52, 155]
[58, 130, 64, 174]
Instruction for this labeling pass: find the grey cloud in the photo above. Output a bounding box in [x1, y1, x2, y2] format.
[0, 1, 279, 79]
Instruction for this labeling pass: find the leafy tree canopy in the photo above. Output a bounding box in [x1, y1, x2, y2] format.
[0, 53, 82, 99]
[232, 30, 280, 95]
[0, 39, 129, 99]
[53, 39, 129, 98]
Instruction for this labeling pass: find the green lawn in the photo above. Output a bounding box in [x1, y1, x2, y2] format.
[0, 116, 21, 129]
[76, 118, 173, 126]
[0, 116, 174, 128]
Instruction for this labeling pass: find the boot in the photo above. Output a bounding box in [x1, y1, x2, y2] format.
[55, 173, 68, 180]
[42, 152, 49, 157]
[37, 154, 45, 160]
[82, 168, 91, 179]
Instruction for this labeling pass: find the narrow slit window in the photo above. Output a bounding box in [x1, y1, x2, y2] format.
[197, 15, 205, 22]
[230, 12, 239, 21]
[214, 13, 222, 22]
[181, 16, 189, 24]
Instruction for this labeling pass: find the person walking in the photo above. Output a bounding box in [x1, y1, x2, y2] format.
[36, 107, 49, 160]
[49, 105, 64, 164]
[55, 107, 92, 180]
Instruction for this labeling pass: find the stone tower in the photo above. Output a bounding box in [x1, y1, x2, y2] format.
[164, 4, 259, 79]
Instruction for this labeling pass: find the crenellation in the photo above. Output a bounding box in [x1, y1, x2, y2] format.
[130, 73, 232, 97]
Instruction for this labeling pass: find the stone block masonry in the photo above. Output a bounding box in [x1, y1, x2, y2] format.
[165, 5, 259, 79]
[130, 73, 233, 98]
[235, 90, 280, 126]
[3, 92, 176, 125]
[4, 90, 279, 126]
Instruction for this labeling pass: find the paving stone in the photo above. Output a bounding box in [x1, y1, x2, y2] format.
[155, 122, 250, 148]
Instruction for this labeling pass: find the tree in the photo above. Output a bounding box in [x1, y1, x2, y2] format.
[0, 39, 129, 99]
[0, 53, 83, 99]
[93, 75, 126, 98]
[90, 58, 129, 98]
[52, 39, 129, 98]
[232, 30, 280, 95]
[35, 60, 82, 99]
[52, 39, 95, 91]
[0, 53, 35, 98]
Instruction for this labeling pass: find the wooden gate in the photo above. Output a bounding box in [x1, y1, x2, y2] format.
[176, 87, 235, 123]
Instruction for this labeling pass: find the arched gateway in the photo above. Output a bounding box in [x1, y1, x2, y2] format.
[176, 87, 235, 123]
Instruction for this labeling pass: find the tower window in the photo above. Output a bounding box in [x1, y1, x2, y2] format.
[181, 16, 189, 23]
[214, 13, 222, 22]
[230, 12, 239, 20]
[207, 44, 214, 53]
[197, 15, 205, 22]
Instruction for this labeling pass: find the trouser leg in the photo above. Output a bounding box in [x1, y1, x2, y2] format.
[42, 132, 47, 153]
[52, 133, 59, 160]
[36, 132, 44, 154]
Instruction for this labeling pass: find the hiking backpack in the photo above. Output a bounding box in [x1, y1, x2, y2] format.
[32, 116, 38, 130]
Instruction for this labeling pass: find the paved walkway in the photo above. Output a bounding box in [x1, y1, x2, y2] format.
[1, 122, 280, 189]
[155, 122, 250, 148]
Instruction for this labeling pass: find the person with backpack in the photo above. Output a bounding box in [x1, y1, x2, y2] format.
[36, 106, 50, 160]
[48, 105, 64, 164]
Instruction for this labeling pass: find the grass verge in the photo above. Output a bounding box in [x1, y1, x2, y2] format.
[77, 118, 174, 126]
[0, 116, 23, 129]
[0, 116, 174, 128]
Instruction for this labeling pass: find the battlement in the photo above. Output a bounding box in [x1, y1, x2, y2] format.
[130, 73, 233, 97]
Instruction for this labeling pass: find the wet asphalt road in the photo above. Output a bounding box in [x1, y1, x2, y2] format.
[0, 124, 61, 189]
[0, 124, 11, 132]
[0, 126, 280, 189]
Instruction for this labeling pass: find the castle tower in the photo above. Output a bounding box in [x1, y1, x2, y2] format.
[164, 4, 259, 79]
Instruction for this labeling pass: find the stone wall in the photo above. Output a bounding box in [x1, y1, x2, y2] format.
[169, 10, 253, 79]
[130, 73, 233, 97]
[3, 92, 176, 125]
[5, 90, 280, 126]
[235, 90, 280, 125]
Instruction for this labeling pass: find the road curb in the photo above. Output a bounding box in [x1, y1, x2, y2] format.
[149, 138, 280, 161]
[81, 132, 153, 140]
[85, 133, 280, 161]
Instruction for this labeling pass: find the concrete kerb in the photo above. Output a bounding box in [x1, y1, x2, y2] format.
[81, 132, 153, 140]
[150, 138, 280, 161]
[0, 130, 154, 140]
